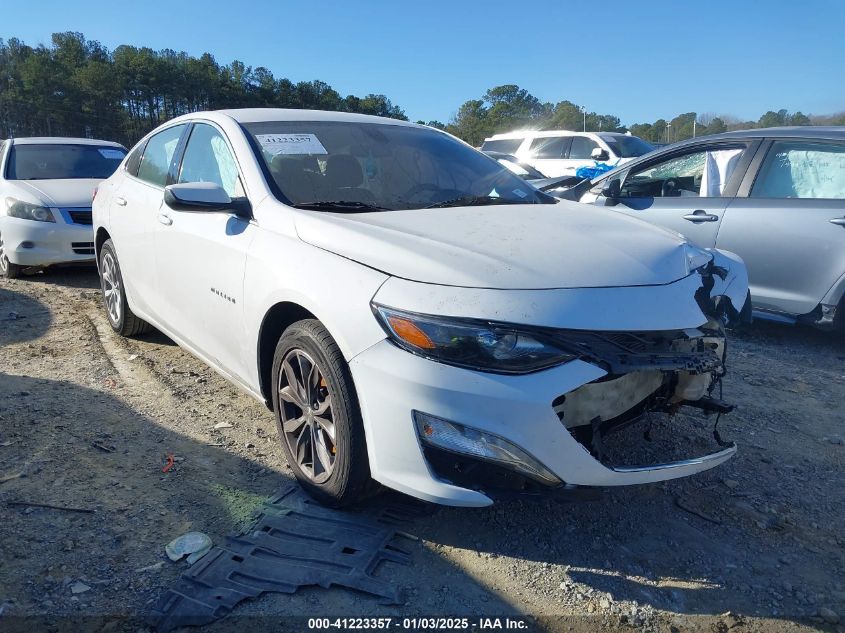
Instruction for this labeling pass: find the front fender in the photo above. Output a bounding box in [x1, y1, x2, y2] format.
[704, 248, 751, 326]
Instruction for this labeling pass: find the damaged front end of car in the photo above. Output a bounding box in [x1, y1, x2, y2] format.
[552, 250, 750, 475]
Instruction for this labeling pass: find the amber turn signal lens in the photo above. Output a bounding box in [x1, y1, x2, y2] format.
[386, 315, 436, 349]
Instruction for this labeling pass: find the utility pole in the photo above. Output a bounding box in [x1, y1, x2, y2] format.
[666, 122, 671, 144]
[693, 119, 697, 138]
[583, 109, 586, 132]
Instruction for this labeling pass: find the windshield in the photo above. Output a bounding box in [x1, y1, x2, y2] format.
[244, 121, 552, 211]
[6, 144, 127, 180]
[600, 135, 654, 158]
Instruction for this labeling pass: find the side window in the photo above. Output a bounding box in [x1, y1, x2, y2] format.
[751, 141, 845, 199]
[124, 141, 146, 177]
[569, 137, 599, 160]
[620, 146, 745, 198]
[530, 136, 570, 159]
[137, 125, 186, 187]
[480, 138, 524, 154]
[178, 124, 243, 197]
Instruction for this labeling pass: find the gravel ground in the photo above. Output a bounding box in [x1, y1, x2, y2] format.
[0, 266, 843, 633]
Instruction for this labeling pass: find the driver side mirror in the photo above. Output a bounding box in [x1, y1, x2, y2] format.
[591, 147, 610, 161]
[164, 182, 251, 219]
[600, 178, 621, 205]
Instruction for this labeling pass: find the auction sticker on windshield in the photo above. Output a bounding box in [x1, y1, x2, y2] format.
[256, 133, 328, 155]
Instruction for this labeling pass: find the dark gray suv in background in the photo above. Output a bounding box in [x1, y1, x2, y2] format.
[573, 127, 845, 330]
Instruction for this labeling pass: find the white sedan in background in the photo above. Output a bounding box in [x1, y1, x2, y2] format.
[93, 109, 749, 507]
[0, 137, 127, 278]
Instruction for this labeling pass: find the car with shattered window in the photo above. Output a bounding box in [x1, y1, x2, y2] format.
[0, 137, 127, 278]
[93, 109, 749, 507]
[564, 127, 845, 330]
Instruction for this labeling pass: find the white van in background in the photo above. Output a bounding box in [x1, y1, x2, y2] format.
[481, 130, 654, 178]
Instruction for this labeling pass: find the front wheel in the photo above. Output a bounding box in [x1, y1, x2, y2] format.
[99, 239, 152, 336]
[0, 232, 23, 279]
[271, 319, 373, 507]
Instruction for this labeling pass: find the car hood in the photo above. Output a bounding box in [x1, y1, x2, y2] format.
[8, 179, 101, 208]
[293, 201, 696, 290]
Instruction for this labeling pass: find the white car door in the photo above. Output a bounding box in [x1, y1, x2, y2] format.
[524, 135, 571, 178]
[108, 124, 187, 318]
[562, 136, 602, 176]
[154, 122, 256, 377]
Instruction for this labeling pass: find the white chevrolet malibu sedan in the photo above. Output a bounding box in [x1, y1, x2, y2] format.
[92, 109, 750, 507]
[0, 137, 127, 278]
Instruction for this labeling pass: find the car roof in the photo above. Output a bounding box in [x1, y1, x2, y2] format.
[174, 108, 420, 128]
[673, 126, 845, 146]
[9, 137, 125, 147]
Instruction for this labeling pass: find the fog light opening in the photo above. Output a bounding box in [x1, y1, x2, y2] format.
[413, 411, 560, 485]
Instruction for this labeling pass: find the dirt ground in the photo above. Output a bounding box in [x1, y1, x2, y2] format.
[1, 266, 843, 633]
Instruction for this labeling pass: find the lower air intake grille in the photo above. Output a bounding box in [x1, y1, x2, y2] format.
[72, 242, 95, 255]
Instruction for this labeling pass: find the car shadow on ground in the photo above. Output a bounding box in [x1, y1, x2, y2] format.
[16, 264, 102, 290]
[0, 286, 53, 343]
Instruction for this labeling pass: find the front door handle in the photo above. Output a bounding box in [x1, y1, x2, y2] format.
[829, 218, 845, 227]
[683, 210, 719, 223]
[158, 213, 173, 226]
[114, 196, 127, 207]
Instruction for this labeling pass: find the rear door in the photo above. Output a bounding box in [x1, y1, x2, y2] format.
[525, 135, 571, 178]
[593, 140, 759, 248]
[717, 138, 845, 316]
[108, 124, 187, 318]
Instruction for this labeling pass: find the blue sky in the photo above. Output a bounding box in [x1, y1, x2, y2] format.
[4, 0, 844, 125]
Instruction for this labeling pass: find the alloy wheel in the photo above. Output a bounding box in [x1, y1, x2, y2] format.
[278, 349, 336, 483]
[0, 233, 8, 274]
[101, 251, 122, 325]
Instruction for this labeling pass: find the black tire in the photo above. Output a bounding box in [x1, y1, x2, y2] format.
[0, 232, 23, 279]
[271, 319, 374, 507]
[98, 239, 152, 337]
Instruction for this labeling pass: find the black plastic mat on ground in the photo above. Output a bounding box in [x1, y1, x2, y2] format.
[150, 485, 432, 632]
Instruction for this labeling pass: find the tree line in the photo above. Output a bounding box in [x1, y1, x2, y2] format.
[0, 32, 407, 146]
[1, 33, 843, 149]
[435, 84, 845, 147]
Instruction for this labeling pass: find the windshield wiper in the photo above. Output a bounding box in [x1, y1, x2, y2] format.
[425, 195, 528, 209]
[294, 200, 392, 213]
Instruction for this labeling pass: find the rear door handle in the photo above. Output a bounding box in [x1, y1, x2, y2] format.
[683, 210, 719, 223]
[829, 218, 845, 227]
[114, 196, 127, 207]
[158, 213, 173, 226]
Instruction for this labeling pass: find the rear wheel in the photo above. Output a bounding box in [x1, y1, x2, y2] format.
[99, 239, 152, 336]
[271, 319, 373, 506]
[0, 232, 23, 279]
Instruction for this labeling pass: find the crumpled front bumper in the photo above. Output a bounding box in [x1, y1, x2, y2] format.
[349, 249, 749, 506]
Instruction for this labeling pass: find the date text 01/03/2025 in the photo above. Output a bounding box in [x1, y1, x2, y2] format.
[307, 617, 530, 630]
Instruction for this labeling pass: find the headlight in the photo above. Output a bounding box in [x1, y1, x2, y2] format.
[373, 305, 576, 374]
[5, 198, 55, 223]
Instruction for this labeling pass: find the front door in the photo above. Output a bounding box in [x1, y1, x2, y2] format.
[597, 141, 756, 248]
[154, 122, 256, 377]
[525, 135, 572, 178]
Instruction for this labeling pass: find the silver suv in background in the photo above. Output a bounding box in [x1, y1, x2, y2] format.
[481, 130, 654, 178]
[572, 127, 845, 330]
